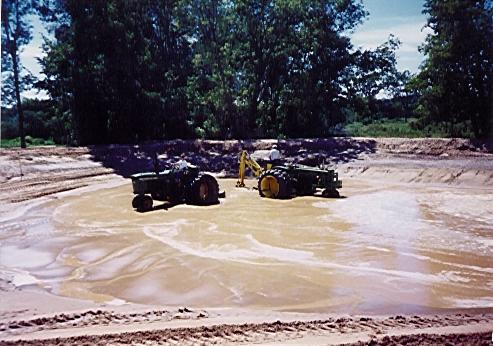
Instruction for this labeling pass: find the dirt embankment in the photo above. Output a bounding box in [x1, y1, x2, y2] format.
[1, 138, 492, 345]
[1, 310, 492, 345]
[1, 137, 492, 204]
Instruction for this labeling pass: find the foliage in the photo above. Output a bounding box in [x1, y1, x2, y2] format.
[39, 0, 408, 143]
[1, 137, 55, 148]
[343, 118, 448, 138]
[31, 0, 492, 144]
[39, 0, 194, 145]
[232, 0, 367, 138]
[344, 35, 411, 120]
[413, 0, 493, 138]
[1, 99, 68, 142]
[185, 0, 238, 139]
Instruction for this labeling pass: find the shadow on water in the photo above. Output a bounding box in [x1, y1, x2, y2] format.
[87, 138, 377, 179]
[135, 201, 179, 213]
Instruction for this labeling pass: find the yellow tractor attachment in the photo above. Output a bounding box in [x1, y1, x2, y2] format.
[236, 150, 263, 187]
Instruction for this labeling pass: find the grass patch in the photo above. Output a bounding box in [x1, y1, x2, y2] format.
[344, 118, 448, 138]
[1, 137, 56, 148]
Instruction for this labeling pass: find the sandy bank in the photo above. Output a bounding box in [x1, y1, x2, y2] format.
[1, 137, 492, 345]
[1, 137, 492, 204]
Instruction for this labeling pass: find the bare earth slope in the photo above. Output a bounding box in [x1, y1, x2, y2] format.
[0, 137, 492, 345]
[1, 312, 493, 345]
[1, 137, 492, 203]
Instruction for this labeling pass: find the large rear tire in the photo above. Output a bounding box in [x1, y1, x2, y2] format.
[258, 170, 291, 199]
[188, 174, 219, 205]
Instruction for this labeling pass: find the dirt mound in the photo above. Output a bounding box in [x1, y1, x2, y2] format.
[0, 308, 206, 337]
[372, 137, 492, 156]
[1, 313, 491, 345]
[1, 137, 492, 203]
[343, 331, 491, 346]
[1, 140, 492, 345]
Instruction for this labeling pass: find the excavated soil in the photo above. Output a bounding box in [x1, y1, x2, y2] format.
[1, 137, 492, 203]
[2, 313, 493, 345]
[0, 137, 492, 345]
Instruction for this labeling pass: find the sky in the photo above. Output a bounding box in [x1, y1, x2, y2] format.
[352, 0, 429, 72]
[19, 15, 48, 99]
[19, 0, 430, 99]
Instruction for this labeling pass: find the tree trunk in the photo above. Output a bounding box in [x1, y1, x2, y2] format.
[4, 0, 26, 148]
[12, 45, 26, 148]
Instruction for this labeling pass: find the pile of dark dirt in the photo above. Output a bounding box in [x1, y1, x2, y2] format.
[1, 137, 492, 203]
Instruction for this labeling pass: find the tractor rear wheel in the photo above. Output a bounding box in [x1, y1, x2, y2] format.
[188, 174, 219, 205]
[258, 170, 290, 199]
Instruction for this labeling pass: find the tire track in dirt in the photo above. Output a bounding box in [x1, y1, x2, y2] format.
[343, 331, 491, 345]
[0, 308, 208, 336]
[1, 313, 491, 345]
[0, 168, 114, 203]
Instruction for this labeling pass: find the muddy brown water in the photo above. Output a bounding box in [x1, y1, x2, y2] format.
[1, 178, 492, 314]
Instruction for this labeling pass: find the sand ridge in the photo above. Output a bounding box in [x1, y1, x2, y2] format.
[1, 137, 492, 204]
[1, 311, 492, 345]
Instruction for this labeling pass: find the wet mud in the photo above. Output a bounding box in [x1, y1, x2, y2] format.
[1, 178, 492, 314]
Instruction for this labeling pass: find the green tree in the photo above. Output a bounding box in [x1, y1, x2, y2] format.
[415, 0, 493, 138]
[38, 0, 409, 142]
[1, 0, 38, 148]
[344, 35, 407, 120]
[186, 0, 239, 138]
[39, 0, 193, 144]
[233, 0, 366, 138]
[37, 0, 74, 144]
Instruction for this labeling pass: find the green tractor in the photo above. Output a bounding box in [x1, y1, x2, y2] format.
[258, 164, 342, 199]
[237, 151, 342, 199]
[131, 163, 220, 212]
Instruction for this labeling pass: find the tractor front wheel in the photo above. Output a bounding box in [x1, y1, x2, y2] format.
[132, 195, 143, 209]
[141, 195, 153, 211]
[322, 189, 340, 198]
[132, 194, 153, 211]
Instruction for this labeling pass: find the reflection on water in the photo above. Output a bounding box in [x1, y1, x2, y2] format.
[0, 179, 492, 313]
